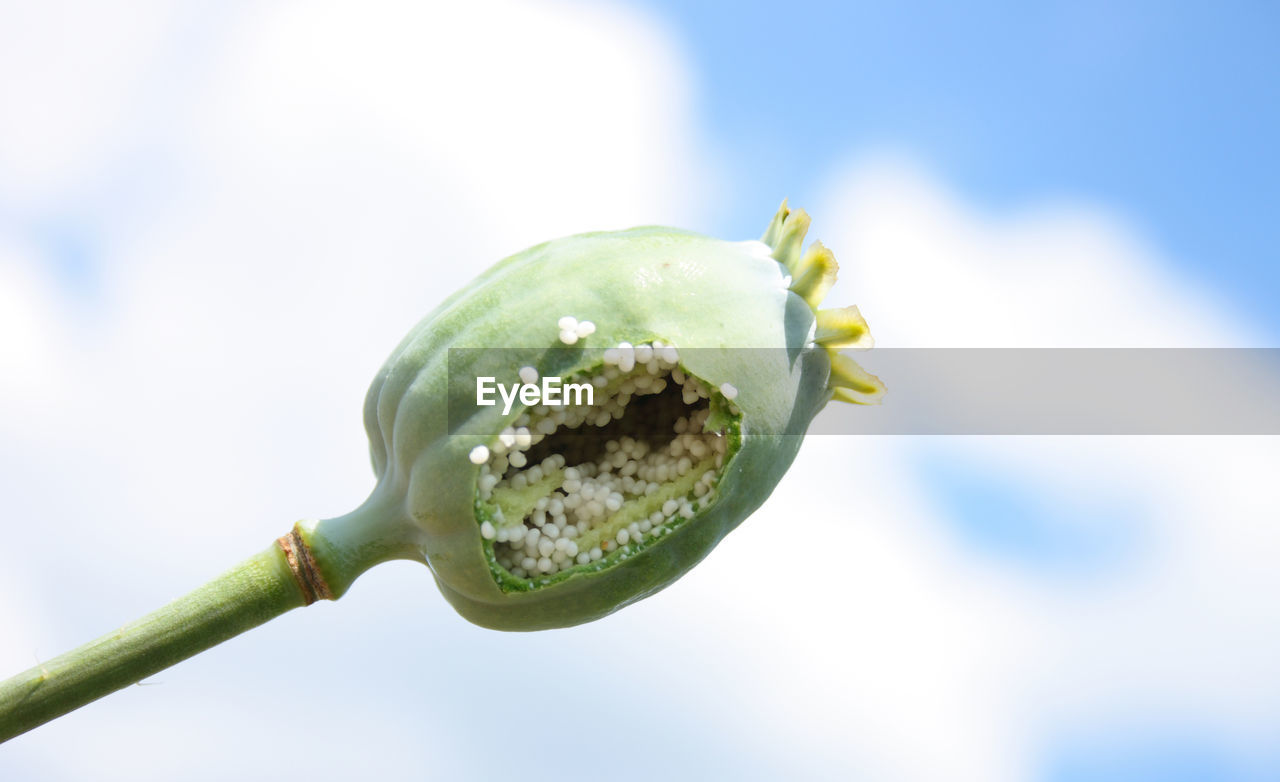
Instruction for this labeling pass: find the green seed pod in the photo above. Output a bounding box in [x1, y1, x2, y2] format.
[0, 204, 889, 740]
[354, 202, 883, 630]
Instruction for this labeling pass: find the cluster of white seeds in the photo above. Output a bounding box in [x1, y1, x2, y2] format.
[473, 334, 734, 580]
[557, 316, 596, 345]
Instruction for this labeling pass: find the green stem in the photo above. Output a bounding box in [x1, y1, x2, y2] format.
[0, 492, 423, 743]
[0, 541, 303, 743]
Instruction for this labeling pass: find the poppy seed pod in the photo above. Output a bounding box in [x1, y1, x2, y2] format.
[0, 203, 887, 741]
[355, 202, 884, 630]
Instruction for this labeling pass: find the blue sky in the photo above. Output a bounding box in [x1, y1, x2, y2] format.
[1, 2, 1278, 780]
[639, 0, 1280, 334]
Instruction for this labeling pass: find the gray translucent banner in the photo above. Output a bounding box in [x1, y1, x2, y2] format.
[446, 348, 1280, 435]
[825, 348, 1280, 434]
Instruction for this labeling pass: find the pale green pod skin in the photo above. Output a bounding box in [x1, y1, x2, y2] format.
[362, 211, 876, 630]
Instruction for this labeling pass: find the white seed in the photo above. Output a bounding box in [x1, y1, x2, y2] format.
[575, 320, 596, 338]
[557, 315, 578, 331]
[720, 382, 738, 400]
[509, 451, 527, 468]
[480, 521, 496, 540]
[617, 342, 635, 372]
[519, 366, 539, 384]
[469, 445, 490, 464]
[559, 330, 579, 345]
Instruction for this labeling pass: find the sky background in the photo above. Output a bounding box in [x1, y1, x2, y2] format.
[1, 2, 1278, 780]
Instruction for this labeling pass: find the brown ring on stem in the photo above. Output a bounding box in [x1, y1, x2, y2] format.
[277, 525, 333, 605]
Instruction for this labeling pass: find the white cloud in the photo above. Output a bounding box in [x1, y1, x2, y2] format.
[0, 1, 176, 202]
[820, 155, 1262, 348]
[0, 239, 72, 410]
[0, 0, 716, 555]
[0, 1, 723, 777]
[2, 5, 1277, 781]
[667, 158, 1280, 779]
